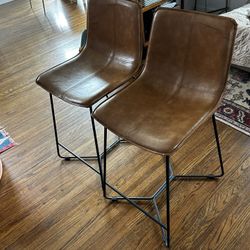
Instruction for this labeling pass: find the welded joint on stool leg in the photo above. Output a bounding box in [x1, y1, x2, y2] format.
[103, 181, 169, 231]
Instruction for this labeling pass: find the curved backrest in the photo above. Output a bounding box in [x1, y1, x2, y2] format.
[83, 0, 143, 70]
[144, 9, 237, 107]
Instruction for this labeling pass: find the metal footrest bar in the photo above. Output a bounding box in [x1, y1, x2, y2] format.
[102, 127, 171, 246]
[105, 181, 170, 245]
[173, 115, 224, 181]
[58, 141, 100, 175]
[57, 137, 122, 161]
[49, 93, 122, 165]
[173, 174, 221, 180]
[105, 181, 169, 202]
[104, 180, 169, 231]
[103, 170, 221, 202]
[101, 116, 224, 247]
[103, 159, 171, 247]
[108, 196, 153, 201]
[49, 93, 105, 190]
[102, 162, 223, 248]
[105, 163, 175, 202]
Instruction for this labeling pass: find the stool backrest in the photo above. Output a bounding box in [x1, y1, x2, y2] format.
[84, 0, 143, 70]
[144, 9, 236, 107]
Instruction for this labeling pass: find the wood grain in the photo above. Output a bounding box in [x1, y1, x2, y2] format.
[0, 0, 249, 249]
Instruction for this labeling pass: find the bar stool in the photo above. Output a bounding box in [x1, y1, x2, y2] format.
[93, 8, 236, 247]
[36, 0, 143, 186]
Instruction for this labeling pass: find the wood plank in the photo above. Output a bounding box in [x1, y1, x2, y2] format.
[0, 1, 249, 249]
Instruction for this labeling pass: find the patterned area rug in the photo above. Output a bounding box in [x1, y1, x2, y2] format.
[0, 129, 15, 154]
[0, 159, 2, 180]
[216, 67, 250, 136]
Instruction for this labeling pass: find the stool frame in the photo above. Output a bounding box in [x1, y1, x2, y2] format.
[100, 114, 224, 247]
[49, 93, 123, 175]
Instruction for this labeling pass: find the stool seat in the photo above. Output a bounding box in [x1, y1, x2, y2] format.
[94, 76, 217, 155]
[36, 49, 138, 108]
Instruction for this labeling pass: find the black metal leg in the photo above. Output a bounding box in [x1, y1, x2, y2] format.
[50, 93, 63, 159]
[90, 107, 105, 194]
[102, 127, 171, 247]
[194, 0, 197, 10]
[212, 114, 224, 177]
[42, 0, 46, 15]
[225, 0, 229, 12]
[49, 94, 121, 162]
[103, 127, 108, 198]
[181, 0, 184, 9]
[173, 114, 224, 180]
[49, 93, 99, 160]
[165, 155, 170, 247]
[49, 95, 100, 174]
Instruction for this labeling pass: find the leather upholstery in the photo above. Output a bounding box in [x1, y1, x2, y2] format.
[36, 0, 142, 108]
[93, 9, 237, 155]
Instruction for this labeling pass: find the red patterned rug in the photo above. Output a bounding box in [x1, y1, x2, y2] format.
[216, 67, 250, 136]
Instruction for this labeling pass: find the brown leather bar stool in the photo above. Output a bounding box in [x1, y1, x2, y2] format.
[36, 0, 143, 186]
[93, 8, 236, 247]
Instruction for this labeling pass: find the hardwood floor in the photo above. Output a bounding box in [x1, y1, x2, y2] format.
[0, 1, 249, 249]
